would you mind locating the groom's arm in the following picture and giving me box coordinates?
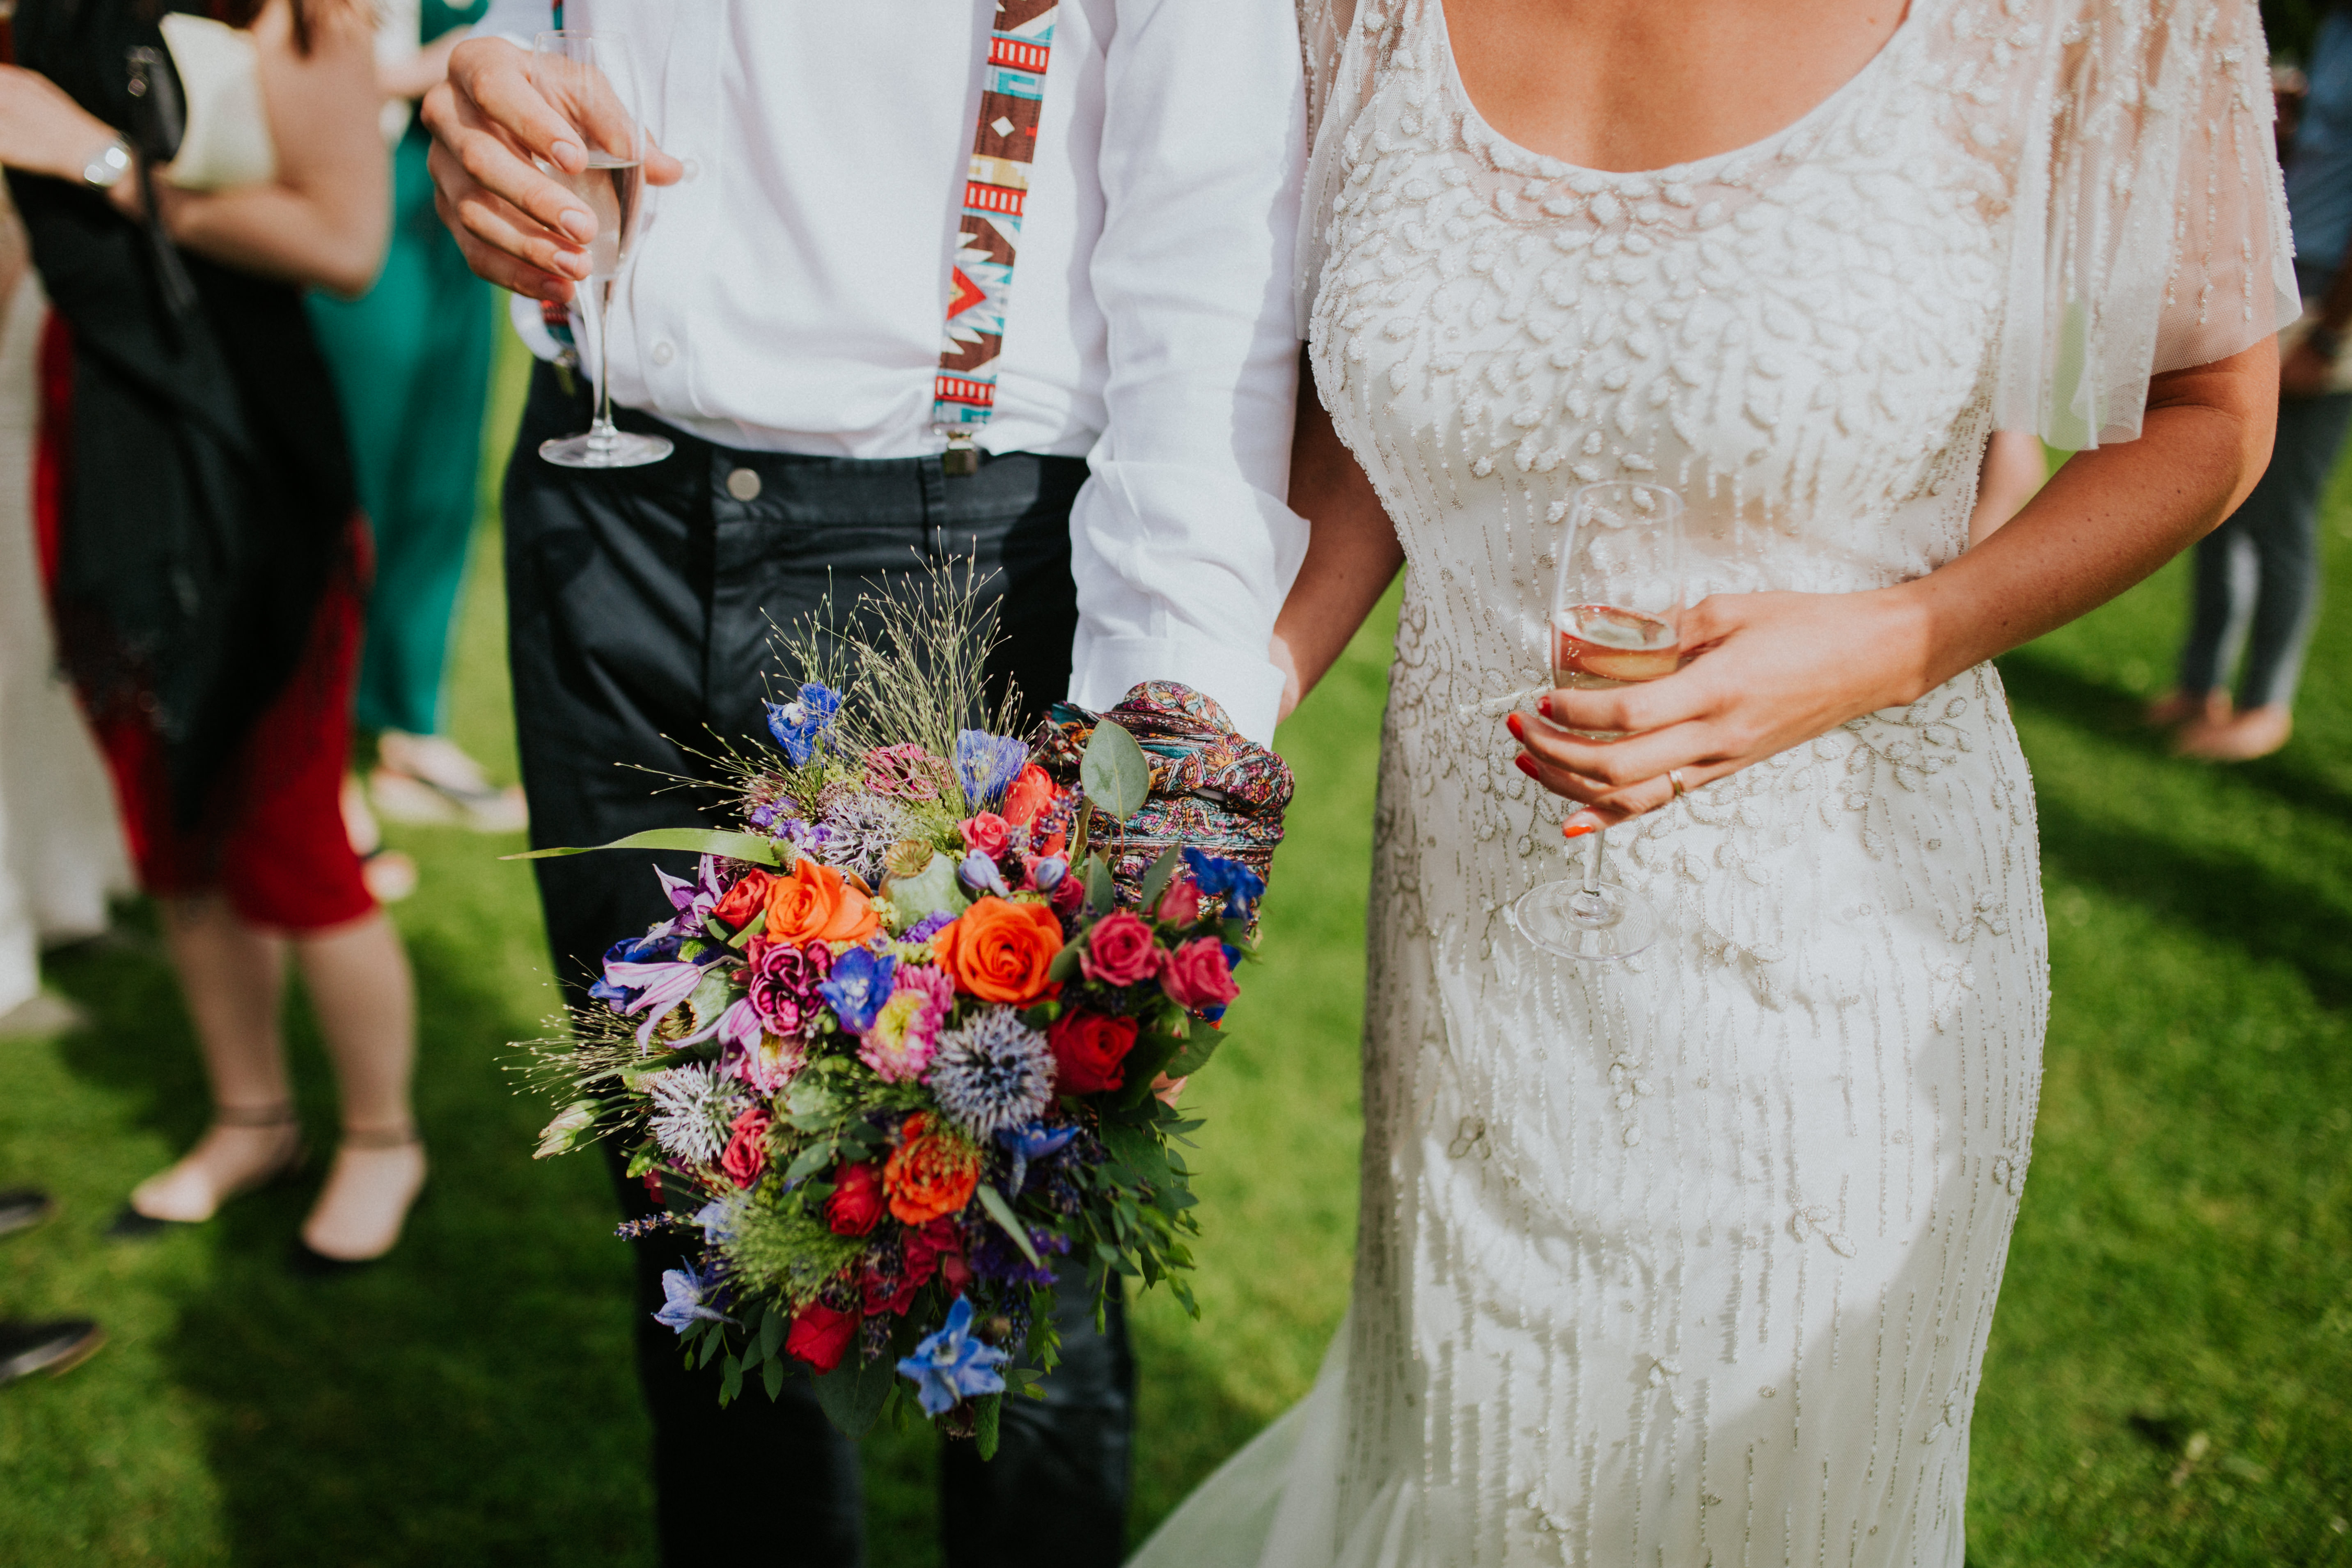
[1064,0,1311,746]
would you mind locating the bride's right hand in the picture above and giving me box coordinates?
[422,37,682,303]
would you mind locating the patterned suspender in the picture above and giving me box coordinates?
[933,0,1059,475]
[542,1,1057,475]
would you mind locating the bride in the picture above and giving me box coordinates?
[1138,0,2293,1563]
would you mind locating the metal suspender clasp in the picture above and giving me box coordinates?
[941,429,980,478]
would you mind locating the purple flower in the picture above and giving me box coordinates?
[903,911,955,944]
[766,682,843,767]
[747,940,834,1037]
[818,947,898,1035]
[968,1217,1069,1288]
[588,932,681,1006]
[896,1295,1007,1415]
[957,850,1011,898]
[655,855,731,935]
[597,947,725,1050]
[954,730,1029,814]
[1023,856,1068,892]
[997,1120,1079,1196]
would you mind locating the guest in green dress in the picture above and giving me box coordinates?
[308,0,523,848]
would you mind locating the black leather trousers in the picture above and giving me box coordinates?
[504,364,1135,1567]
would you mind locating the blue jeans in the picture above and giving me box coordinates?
[2176,370,2349,712]
[502,362,1130,1568]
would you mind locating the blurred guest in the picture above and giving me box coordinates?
[0,0,426,1264]
[309,0,522,843]
[0,1189,102,1389]
[0,182,129,1026]
[2151,4,2352,760]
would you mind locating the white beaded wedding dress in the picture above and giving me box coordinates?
[1133,2,2294,1564]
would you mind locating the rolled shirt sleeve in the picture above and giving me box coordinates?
[1066,0,1311,745]
[477,0,547,48]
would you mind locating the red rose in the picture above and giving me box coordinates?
[720,1107,770,1190]
[958,812,1012,857]
[712,868,773,931]
[1048,1010,1139,1094]
[1079,910,1160,987]
[827,1162,885,1236]
[786,1301,859,1374]
[1000,764,1057,827]
[903,1215,969,1297]
[1159,936,1240,1011]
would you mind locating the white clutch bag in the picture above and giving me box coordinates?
[156,13,278,191]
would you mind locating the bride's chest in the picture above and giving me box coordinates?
[1314,69,2014,519]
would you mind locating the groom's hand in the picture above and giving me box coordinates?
[422,37,682,303]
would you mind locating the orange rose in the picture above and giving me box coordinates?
[1000,763,1057,827]
[883,1113,980,1226]
[930,896,1063,1004]
[763,858,880,946]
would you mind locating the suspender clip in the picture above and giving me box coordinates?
[942,430,980,478]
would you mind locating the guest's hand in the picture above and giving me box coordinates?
[1508,587,1926,832]
[0,64,137,215]
[422,37,682,303]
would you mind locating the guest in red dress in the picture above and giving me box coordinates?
[0,0,425,1265]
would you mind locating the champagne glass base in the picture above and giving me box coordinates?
[540,429,674,469]
[1509,877,1659,962]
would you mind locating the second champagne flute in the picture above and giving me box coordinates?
[1510,481,1687,962]
[533,29,672,469]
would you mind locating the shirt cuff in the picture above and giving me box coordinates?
[1068,633,1287,747]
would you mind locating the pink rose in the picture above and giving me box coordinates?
[1155,873,1205,926]
[1159,936,1239,1011]
[720,1107,770,1189]
[1080,910,1160,987]
[958,813,1011,858]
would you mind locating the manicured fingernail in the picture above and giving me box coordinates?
[1513,754,1538,779]
[1506,712,1526,740]
[1538,693,1552,718]
[550,138,583,167]
[1563,817,1598,839]
[559,208,596,243]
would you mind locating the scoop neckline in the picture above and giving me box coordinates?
[1431,0,1923,186]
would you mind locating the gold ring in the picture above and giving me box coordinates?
[1668,768,1687,801]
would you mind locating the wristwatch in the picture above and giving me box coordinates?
[79,137,131,191]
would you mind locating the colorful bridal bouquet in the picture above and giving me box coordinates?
[516,581,1290,1454]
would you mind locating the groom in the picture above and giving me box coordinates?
[425,2,1305,1563]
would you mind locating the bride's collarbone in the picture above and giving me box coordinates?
[1438,0,1911,174]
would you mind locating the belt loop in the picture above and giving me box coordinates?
[918,452,949,562]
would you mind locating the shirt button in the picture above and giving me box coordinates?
[681,157,702,183]
[650,340,676,366]
[726,468,762,502]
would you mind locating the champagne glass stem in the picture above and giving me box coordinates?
[580,279,612,451]
[1582,824,1608,896]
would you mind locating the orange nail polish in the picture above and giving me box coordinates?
[1563,819,1598,839]
[1513,754,1538,779]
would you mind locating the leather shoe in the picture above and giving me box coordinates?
[0,1319,104,1386]
[0,1189,56,1240]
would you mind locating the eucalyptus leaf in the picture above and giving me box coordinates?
[812,1354,896,1440]
[1079,719,1151,822]
[503,828,786,865]
[1136,846,1182,911]
[1083,854,1116,916]
[974,1183,1044,1268]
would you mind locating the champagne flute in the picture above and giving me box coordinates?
[533,30,672,469]
[1509,481,1687,962]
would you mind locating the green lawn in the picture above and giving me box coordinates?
[1,339,2346,1564]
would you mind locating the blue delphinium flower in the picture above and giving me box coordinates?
[653,1261,736,1334]
[929,1006,1055,1137]
[818,946,898,1035]
[692,1197,745,1246]
[997,1120,1080,1196]
[957,849,1011,898]
[766,682,844,767]
[1181,849,1266,919]
[896,1295,1008,1416]
[954,729,1028,813]
[588,931,681,1006]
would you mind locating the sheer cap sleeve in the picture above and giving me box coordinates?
[1995,0,2298,448]
[1296,0,1368,335]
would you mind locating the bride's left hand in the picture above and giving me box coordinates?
[1507,587,1928,834]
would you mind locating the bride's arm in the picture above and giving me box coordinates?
[1270,361,1404,722]
[1513,339,2280,830]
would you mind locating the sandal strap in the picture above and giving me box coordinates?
[339,1125,421,1150]
[214,1103,299,1128]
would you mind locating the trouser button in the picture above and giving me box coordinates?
[725,467,762,502]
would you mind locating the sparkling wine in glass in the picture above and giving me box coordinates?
[533,30,671,470]
[1511,481,1687,962]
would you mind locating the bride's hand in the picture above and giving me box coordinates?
[1506,587,1928,834]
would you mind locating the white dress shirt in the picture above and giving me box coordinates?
[482,0,1309,741]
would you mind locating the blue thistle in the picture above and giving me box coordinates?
[928,1006,1054,1138]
